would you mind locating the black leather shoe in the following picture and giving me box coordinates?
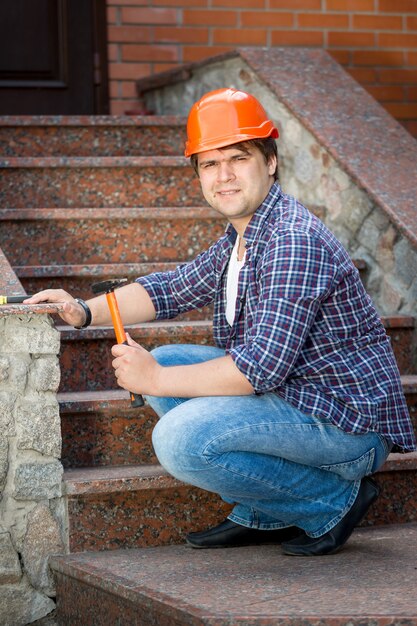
[281,476,380,556]
[186,519,301,549]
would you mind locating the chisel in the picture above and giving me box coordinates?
[0,295,32,305]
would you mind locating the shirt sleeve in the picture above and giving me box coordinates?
[228,229,337,393]
[136,238,226,319]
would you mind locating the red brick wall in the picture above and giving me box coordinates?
[106,0,417,138]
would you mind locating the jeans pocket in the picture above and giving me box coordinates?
[319,447,375,481]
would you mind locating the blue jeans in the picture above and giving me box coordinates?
[146,344,391,538]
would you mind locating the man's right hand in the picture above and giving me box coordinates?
[24,289,88,328]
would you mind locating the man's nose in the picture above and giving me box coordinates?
[217,161,235,181]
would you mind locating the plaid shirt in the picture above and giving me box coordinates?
[137,182,416,452]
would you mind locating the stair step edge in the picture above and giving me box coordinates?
[56,316,416,340]
[63,463,179,496]
[0,114,187,127]
[401,375,417,392]
[379,451,417,472]
[57,374,417,414]
[14,259,368,278]
[1,156,189,168]
[0,206,214,220]
[57,319,213,339]
[63,452,417,497]
[14,262,180,278]
[58,389,132,413]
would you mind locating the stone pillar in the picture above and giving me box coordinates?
[0,305,66,625]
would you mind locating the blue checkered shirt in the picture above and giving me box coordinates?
[137,182,415,452]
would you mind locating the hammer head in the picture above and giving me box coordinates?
[92,278,128,295]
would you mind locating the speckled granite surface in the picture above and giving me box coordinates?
[0,156,204,209]
[0,207,222,266]
[0,245,24,296]
[0,245,64,317]
[0,302,65,316]
[51,523,417,625]
[0,115,187,157]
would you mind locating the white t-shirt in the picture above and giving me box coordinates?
[226,235,246,326]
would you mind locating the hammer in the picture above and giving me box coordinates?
[92,278,144,408]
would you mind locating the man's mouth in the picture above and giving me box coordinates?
[216,189,240,196]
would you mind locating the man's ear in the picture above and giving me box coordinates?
[268,154,277,177]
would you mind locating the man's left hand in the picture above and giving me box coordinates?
[111,333,160,395]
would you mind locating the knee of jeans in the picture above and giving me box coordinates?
[149,345,176,367]
[152,411,207,478]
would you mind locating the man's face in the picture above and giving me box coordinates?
[196,144,276,232]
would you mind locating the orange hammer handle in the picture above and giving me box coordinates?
[105,291,144,408]
[106,292,126,344]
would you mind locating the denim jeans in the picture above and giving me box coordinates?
[146,344,391,538]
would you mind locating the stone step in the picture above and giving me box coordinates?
[62,453,417,553]
[13,263,211,320]
[13,259,368,300]
[56,315,416,393]
[382,315,415,374]
[0,115,187,157]
[63,463,231,553]
[57,320,215,392]
[58,389,158,468]
[0,207,222,265]
[58,376,417,469]
[50,522,417,625]
[0,156,203,208]
[402,375,417,426]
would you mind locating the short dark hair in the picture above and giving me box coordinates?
[190,137,279,181]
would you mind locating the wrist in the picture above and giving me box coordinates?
[74,298,92,329]
[153,362,165,396]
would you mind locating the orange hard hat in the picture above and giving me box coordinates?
[184,88,279,158]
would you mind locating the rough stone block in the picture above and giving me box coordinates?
[376,224,397,272]
[317,172,346,220]
[0,391,16,437]
[0,578,55,626]
[16,400,61,457]
[394,237,417,289]
[14,461,63,500]
[294,147,322,188]
[340,188,373,236]
[22,504,65,596]
[28,356,60,392]
[0,437,8,493]
[381,276,405,313]
[0,531,21,584]
[357,208,390,254]
[3,317,60,355]
[1,356,29,392]
[0,355,10,382]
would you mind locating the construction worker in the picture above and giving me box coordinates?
[26,88,416,556]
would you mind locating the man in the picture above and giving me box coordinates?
[27,88,416,556]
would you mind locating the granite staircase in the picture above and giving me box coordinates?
[1,116,417,624]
